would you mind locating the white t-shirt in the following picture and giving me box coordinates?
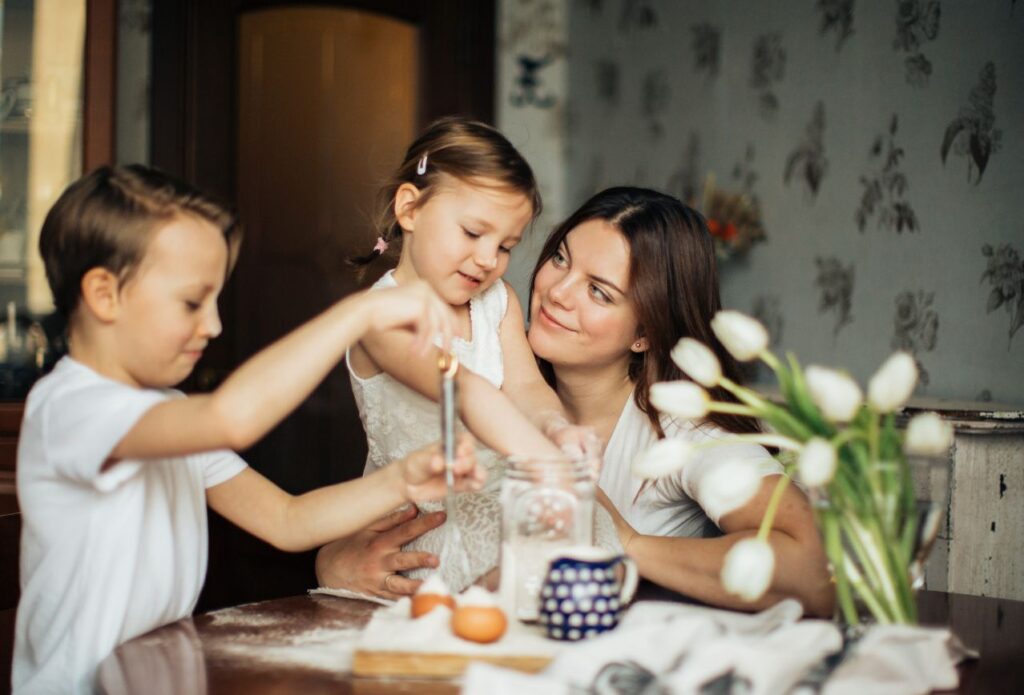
[599,393,782,539]
[13,357,246,694]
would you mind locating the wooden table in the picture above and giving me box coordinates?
[96,585,1024,694]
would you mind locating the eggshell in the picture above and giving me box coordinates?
[451,605,508,643]
[411,592,456,618]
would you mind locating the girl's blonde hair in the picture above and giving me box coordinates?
[351,116,541,268]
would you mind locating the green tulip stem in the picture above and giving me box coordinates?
[707,401,759,417]
[756,474,792,542]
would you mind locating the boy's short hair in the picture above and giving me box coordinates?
[39,164,242,318]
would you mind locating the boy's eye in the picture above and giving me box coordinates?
[184,301,201,312]
[463,228,480,239]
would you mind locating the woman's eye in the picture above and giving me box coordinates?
[463,228,480,239]
[551,251,567,267]
[589,284,611,303]
[499,246,513,254]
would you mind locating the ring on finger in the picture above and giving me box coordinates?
[383,573,399,593]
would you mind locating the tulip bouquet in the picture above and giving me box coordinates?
[634,311,953,625]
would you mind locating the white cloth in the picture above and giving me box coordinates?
[463,600,967,695]
[348,271,619,592]
[13,357,246,694]
[599,394,782,537]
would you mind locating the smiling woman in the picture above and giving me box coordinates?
[527,187,835,617]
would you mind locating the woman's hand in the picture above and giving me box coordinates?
[398,433,485,502]
[314,506,446,599]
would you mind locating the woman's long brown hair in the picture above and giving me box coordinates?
[529,186,760,437]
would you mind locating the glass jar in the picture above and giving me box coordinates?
[499,455,594,621]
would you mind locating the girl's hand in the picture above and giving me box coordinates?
[542,415,604,479]
[365,280,456,355]
[398,434,485,502]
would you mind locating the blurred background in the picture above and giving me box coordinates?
[0,0,1020,608]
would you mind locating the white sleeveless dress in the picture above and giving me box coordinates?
[349,270,620,591]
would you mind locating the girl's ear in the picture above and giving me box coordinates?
[394,183,421,233]
[80,267,122,323]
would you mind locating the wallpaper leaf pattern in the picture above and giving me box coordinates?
[594,59,620,107]
[892,290,939,386]
[817,0,855,51]
[893,0,941,86]
[941,62,1001,185]
[691,23,721,78]
[666,132,702,204]
[619,0,658,34]
[750,33,786,118]
[815,257,855,336]
[981,244,1024,346]
[856,114,918,233]
[641,69,670,138]
[784,102,828,198]
[752,294,784,347]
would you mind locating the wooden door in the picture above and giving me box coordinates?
[150,0,495,608]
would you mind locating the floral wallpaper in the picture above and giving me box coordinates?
[560,0,1024,404]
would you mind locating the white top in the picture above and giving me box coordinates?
[599,393,781,538]
[13,357,246,694]
[347,270,509,590]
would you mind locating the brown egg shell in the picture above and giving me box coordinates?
[451,605,508,644]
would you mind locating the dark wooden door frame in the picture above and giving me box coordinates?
[84,0,118,170]
[151,0,496,201]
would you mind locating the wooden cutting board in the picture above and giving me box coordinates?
[351,648,552,678]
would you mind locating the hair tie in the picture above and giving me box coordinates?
[416,154,429,176]
[373,236,389,254]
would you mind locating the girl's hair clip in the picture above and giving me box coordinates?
[416,153,429,176]
[373,236,389,254]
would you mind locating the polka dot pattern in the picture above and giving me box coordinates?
[538,556,628,641]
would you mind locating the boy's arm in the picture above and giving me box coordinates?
[358,305,562,459]
[498,287,601,458]
[207,436,482,552]
[111,282,453,462]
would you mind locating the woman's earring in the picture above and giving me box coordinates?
[632,341,645,352]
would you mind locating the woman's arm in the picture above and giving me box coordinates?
[357,300,562,459]
[611,477,835,617]
[208,436,483,553]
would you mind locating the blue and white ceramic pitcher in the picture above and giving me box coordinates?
[538,545,638,641]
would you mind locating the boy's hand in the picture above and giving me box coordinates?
[365,280,456,354]
[399,434,485,502]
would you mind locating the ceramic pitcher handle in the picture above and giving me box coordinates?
[618,556,638,604]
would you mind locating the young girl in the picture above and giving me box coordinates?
[346,117,618,592]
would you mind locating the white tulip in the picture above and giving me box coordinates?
[711,310,770,362]
[805,366,863,422]
[721,538,775,601]
[868,352,919,413]
[798,438,838,487]
[670,338,722,387]
[632,438,693,479]
[650,381,710,420]
[904,412,954,456]
[701,459,763,518]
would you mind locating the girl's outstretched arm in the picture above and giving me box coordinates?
[496,284,602,458]
[357,302,563,459]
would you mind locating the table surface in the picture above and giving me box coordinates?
[97,584,1024,694]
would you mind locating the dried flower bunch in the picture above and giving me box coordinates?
[698,177,766,261]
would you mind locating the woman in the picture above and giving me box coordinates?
[527,187,833,616]
[318,187,833,616]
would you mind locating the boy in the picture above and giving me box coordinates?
[13,165,479,693]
